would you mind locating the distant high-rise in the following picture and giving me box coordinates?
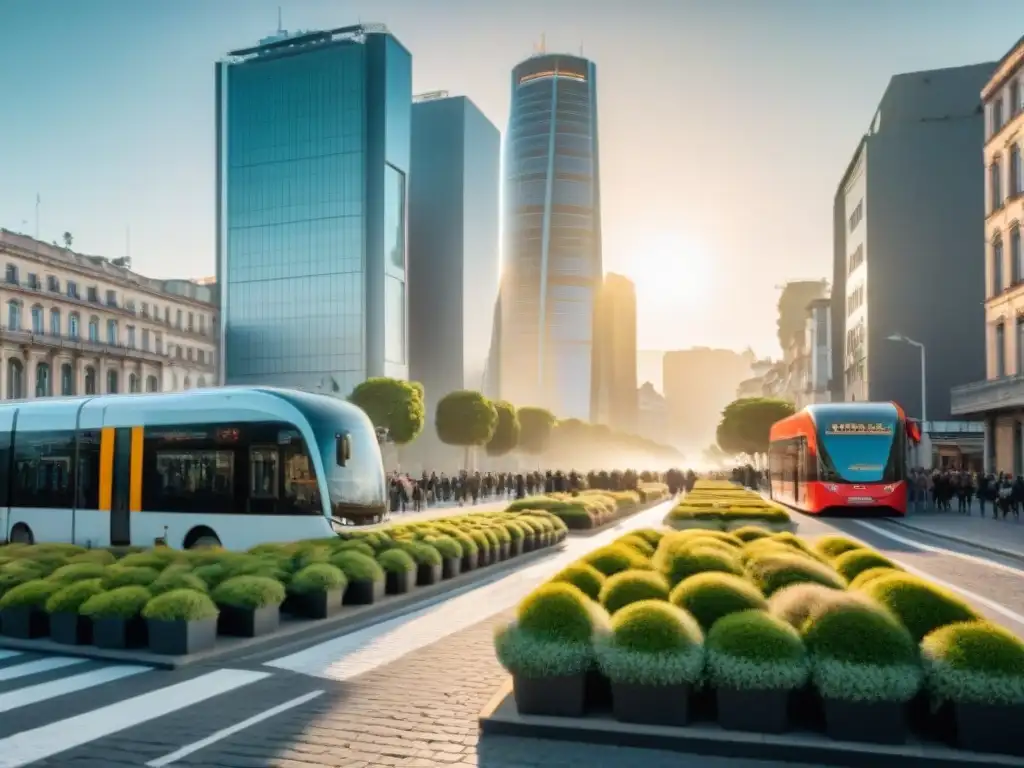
[217,24,412,393]
[664,348,756,449]
[499,52,603,420]
[593,273,638,432]
[408,93,500,423]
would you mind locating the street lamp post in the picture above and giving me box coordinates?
[887,334,929,469]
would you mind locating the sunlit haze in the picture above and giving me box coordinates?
[1,0,1016,358]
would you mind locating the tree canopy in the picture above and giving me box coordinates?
[435,390,498,448]
[347,377,425,445]
[485,400,520,457]
[716,397,795,456]
[517,406,557,455]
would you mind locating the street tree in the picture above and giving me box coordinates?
[348,377,426,446]
[485,400,520,457]
[435,390,498,468]
[517,406,556,457]
[716,397,794,458]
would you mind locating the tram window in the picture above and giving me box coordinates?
[12,430,75,508]
[249,447,279,499]
[76,430,101,509]
[0,429,11,505]
[283,440,319,512]
[150,450,235,513]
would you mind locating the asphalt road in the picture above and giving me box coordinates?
[0,501,1021,767]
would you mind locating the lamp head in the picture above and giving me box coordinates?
[887,334,904,342]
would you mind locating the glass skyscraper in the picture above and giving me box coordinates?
[216,24,411,394]
[499,53,603,421]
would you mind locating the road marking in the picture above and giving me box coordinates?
[0,656,85,682]
[0,651,22,663]
[852,521,1024,578]
[845,524,1024,628]
[0,664,151,714]
[146,689,324,767]
[0,668,271,768]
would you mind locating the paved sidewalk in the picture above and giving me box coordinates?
[368,497,515,528]
[891,509,1024,560]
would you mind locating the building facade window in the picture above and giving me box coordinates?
[60,363,73,396]
[30,305,43,334]
[146,375,158,392]
[84,366,96,395]
[1013,81,1021,117]
[7,301,21,331]
[126,325,136,349]
[106,319,118,345]
[107,369,118,394]
[129,373,139,393]
[49,308,60,336]
[1013,146,1022,198]
[5,264,18,284]
[35,362,50,398]
[992,159,1004,210]
[994,97,1005,134]
[994,236,1005,295]
[88,317,99,342]
[69,312,79,339]
[997,322,1007,378]
[7,359,23,399]
[142,329,150,351]
[1014,226,1023,285]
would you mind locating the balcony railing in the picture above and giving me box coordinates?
[0,326,166,365]
[950,375,1024,415]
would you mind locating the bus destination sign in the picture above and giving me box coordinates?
[826,422,893,436]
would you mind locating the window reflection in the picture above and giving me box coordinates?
[384,164,406,273]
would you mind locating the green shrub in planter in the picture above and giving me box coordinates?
[550,563,605,601]
[769,533,822,559]
[664,529,744,549]
[706,610,809,690]
[632,528,664,547]
[377,549,416,573]
[802,601,921,703]
[849,566,901,590]
[922,621,1024,705]
[142,588,220,654]
[47,563,108,585]
[149,570,209,596]
[615,534,655,558]
[13,554,66,577]
[143,589,219,622]
[117,552,177,570]
[67,550,117,566]
[599,569,670,615]
[861,573,978,642]
[45,578,105,614]
[657,546,743,587]
[212,576,286,609]
[833,549,897,582]
[334,541,375,559]
[768,582,870,630]
[80,585,153,619]
[396,541,443,567]
[739,539,805,566]
[746,553,846,597]
[813,535,863,561]
[219,555,288,583]
[425,536,463,560]
[329,551,385,581]
[288,563,346,594]
[670,572,767,631]
[191,563,229,588]
[0,579,61,610]
[101,565,161,590]
[583,544,651,577]
[732,526,771,542]
[0,561,46,599]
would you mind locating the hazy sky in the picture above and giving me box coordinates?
[0,0,1017,357]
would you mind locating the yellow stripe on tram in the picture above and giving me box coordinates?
[98,427,115,512]
[129,426,144,513]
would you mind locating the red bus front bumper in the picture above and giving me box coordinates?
[811,481,907,515]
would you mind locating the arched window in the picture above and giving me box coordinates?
[1013,225,1023,286]
[84,366,97,395]
[69,312,80,339]
[1012,145,1023,197]
[7,300,21,331]
[107,369,119,394]
[146,375,158,392]
[129,373,139,393]
[49,308,61,336]
[7,358,23,399]
[30,305,43,334]
[60,363,73,396]
[183,375,191,390]
[992,157,1004,210]
[35,362,51,397]
[88,316,99,342]
[197,375,207,388]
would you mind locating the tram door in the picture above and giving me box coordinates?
[107,427,133,546]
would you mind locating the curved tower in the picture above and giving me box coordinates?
[499,53,603,420]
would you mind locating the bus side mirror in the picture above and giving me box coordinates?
[336,433,351,467]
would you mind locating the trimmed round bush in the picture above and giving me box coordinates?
[117,552,176,571]
[658,546,743,587]
[333,541,375,559]
[861,573,978,642]
[615,534,655,558]
[45,578,105,614]
[632,528,664,547]
[0,579,61,610]
[101,565,161,590]
[706,610,810,691]
[769,582,869,630]
[79,585,152,619]
[288,564,346,595]
[425,536,463,560]
[376,549,416,574]
[396,541,443,567]
[149,569,209,596]
[494,582,608,678]
[583,544,650,576]
[732,526,772,542]
[848,566,900,590]
[211,576,286,609]
[770,533,821,559]
[191,563,229,588]
[599,569,670,615]
[67,550,118,566]
[833,549,897,582]
[550,563,605,601]
[47,563,108,585]
[922,621,1024,704]
[746,553,846,597]
[142,589,220,622]
[594,600,704,685]
[802,601,921,702]
[814,535,863,561]
[329,551,385,583]
[740,538,814,566]
[670,572,768,631]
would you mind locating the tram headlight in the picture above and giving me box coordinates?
[883,484,896,493]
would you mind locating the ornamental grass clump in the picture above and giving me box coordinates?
[802,601,921,703]
[746,553,846,597]
[424,536,463,560]
[397,541,443,567]
[288,564,346,595]
[67,550,117,566]
[862,573,979,642]
[833,549,897,582]
[594,600,704,686]
[813,535,863,561]
[376,549,416,574]
[494,582,609,679]
[732,526,772,543]
[148,570,209,596]
[615,534,655,558]
[329,551,385,583]
[848,566,900,590]
[101,565,161,590]
[582,544,651,577]
[142,589,220,622]
[79,586,153,619]
[550,563,606,601]
[599,570,670,615]
[921,621,1024,705]
[768,582,870,630]
[47,563,108,585]
[670,572,768,632]
[44,578,104,614]
[0,579,61,610]
[656,545,743,588]
[706,610,810,691]
[212,576,286,609]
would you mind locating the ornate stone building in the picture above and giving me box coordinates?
[0,230,217,399]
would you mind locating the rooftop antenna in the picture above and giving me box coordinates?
[276,6,283,34]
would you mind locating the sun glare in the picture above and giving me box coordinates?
[628,232,713,309]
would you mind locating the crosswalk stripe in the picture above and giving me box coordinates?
[0,656,86,682]
[0,651,23,663]
[0,668,272,768]
[0,663,152,714]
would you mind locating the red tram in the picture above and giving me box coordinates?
[768,402,917,517]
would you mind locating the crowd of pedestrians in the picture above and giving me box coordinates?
[908,468,1022,520]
